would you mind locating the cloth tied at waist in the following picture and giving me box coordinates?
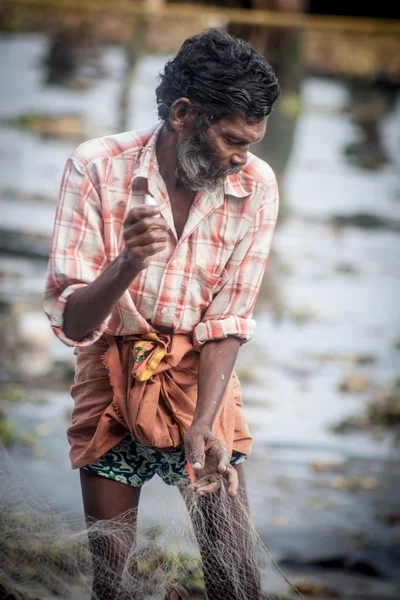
[106,332,200,449]
[68,333,252,469]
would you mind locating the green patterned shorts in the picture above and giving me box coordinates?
[83,433,247,487]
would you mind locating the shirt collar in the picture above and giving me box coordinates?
[223,169,254,199]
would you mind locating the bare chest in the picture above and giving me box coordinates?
[168,189,195,239]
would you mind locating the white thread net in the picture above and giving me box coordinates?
[0,444,302,600]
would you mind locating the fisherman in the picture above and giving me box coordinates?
[44,27,279,599]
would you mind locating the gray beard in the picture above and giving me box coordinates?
[175,131,241,193]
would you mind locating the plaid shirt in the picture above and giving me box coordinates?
[44,124,278,348]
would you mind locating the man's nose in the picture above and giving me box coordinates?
[231,150,248,167]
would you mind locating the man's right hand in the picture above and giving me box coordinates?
[64,205,169,342]
[123,204,169,271]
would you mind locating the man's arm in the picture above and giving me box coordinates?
[195,336,241,428]
[44,157,169,345]
[64,205,168,342]
[184,176,279,496]
[183,336,241,497]
[63,250,140,342]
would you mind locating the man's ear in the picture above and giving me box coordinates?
[168,98,196,138]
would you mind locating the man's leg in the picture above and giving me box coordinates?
[80,469,142,600]
[181,463,261,600]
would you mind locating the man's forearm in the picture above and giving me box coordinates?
[192,336,241,428]
[63,250,140,342]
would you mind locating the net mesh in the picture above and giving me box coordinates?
[0,444,304,600]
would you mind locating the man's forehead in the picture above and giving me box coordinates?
[216,116,267,143]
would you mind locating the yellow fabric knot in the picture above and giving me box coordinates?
[131,332,168,382]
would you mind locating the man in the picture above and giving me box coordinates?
[44,28,279,599]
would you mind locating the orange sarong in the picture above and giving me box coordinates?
[68,333,252,470]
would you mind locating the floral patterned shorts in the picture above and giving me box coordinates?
[83,433,247,487]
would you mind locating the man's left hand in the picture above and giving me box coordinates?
[183,423,238,497]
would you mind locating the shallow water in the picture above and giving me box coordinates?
[1,33,400,598]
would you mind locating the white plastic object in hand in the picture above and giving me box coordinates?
[144,194,160,217]
[193,461,202,471]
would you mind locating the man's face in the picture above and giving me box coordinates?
[176,114,267,193]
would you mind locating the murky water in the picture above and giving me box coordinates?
[1,33,400,598]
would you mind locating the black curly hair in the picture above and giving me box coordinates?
[156,28,280,129]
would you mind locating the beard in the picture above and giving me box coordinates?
[175,126,241,193]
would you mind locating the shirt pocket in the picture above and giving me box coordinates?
[179,264,229,329]
[185,264,228,322]
[192,263,228,303]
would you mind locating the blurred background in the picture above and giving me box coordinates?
[0,1,400,598]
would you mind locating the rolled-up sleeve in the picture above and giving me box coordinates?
[193,177,279,348]
[43,156,111,347]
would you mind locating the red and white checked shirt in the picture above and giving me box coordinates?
[44,124,279,348]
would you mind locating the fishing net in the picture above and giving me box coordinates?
[0,444,305,600]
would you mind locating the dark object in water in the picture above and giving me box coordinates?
[164,583,190,599]
[330,213,400,232]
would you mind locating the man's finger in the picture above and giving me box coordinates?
[184,434,206,470]
[127,216,169,236]
[138,242,168,258]
[224,465,239,498]
[218,455,229,474]
[124,220,169,241]
[190,474,220,494]
[195,480,220,496]
[190,474,218,489]
[124,205,161,224]
[125,231,169,250]
[209,440,229,474]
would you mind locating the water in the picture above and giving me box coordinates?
[1,32,400,597]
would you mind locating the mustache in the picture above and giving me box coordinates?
[175,131,242,193]
[203,151,241,176]
[215,163,241,176]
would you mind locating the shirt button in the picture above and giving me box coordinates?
[171,260,177,267]
[161,307,169,315]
